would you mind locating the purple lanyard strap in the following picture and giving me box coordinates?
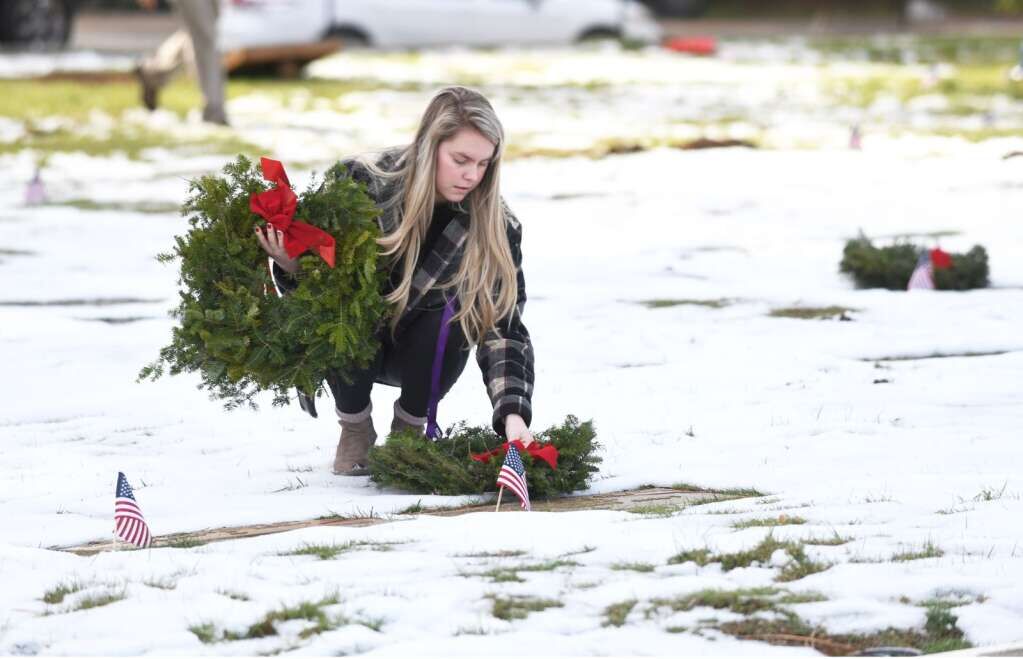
[425,296,457,440]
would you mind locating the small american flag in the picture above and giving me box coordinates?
[907,251,935,290]
[115,472,152,548]
[497,445,531,511]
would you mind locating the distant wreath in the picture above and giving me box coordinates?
[840,233,989,290]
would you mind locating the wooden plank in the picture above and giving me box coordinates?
[55,487,743,556]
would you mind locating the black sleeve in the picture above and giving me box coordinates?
[271,259,298,296]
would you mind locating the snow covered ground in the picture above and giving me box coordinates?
[2,42,1023,655]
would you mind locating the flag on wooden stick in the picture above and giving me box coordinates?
[114,472,152,548]
[496,444,531,511]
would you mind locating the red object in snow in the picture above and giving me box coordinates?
[664,36,717,56]
[930,248,953,270]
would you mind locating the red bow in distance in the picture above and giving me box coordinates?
[250,157,336,268]
[930,248,953,270]
[471,440,559,470]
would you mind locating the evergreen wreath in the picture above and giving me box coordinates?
[139,156,388,409]
[368,416,602,497]
[840,233,989,290]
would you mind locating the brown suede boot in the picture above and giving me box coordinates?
[333,404,377,476]
[390,399,427,438]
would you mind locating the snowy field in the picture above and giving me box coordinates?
[2,41,1023,655]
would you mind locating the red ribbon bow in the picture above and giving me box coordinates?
[471,440,559,471]
[930,248,952,270]
[250,157,336,268]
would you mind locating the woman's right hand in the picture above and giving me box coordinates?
[255,225,299,274]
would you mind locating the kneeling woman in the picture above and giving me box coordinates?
[256,86,536,475]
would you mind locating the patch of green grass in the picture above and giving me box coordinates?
[281,540,402,560]
[926,126,1023,143]
[398,500,424,514]
[892,541,944,562]
[562,545,597,556]
[973,483,1009,502]
[777,553,831,583]
[672,482,766,498]
[626,503,688,517]
[505,135,757,161]
[720,612,972,656]
[489,595,563,621]
[802,533,853,546]
[3,125,264,160]
[50,199,181,214]
[224,594,342,641]
[189,622,218,644]
[72,588,127,611]
[778,591,829,604]
[472,559,579,583]
[143,576,177,590]
[721,536,796,571]
[768,306,857,320]
[474,569,524,583]
[0,78,199,121]
[812,35,1021,66]
[42,581,85,605]
[732,516,807,529]
[610,562,655,573]
[603,599,637,627]
[667,548,714,567]
[166,537,206,549]
[0,76,409,123]
[216,589,250,601]
[668,536,831,583]
[651,587,786,616]
[641,581,969,654]
[640,298,732,309]
[454,549,528,559]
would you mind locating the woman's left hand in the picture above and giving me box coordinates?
[504,413,533,447]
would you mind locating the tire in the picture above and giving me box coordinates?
[577,27,622,43]
[326,27,371,50]
[643,0,710,18]
[0,0,76,48]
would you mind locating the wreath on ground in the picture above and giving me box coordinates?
[139,156,388,409]
[369,416,602,498]
[840,233,989,290]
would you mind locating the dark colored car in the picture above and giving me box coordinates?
[0,0,80,48]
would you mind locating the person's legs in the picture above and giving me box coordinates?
[326,338,388,476]
[326,354,383,417]
[388,305,470,435]
[177,0,228,124]
[137,27,191,110]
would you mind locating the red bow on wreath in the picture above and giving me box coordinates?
[930,247,952,270]
[250,157,336,268]
[471,440,559,470]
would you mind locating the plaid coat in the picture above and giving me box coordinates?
[281,149,534,436]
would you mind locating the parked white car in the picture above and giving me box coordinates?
[219,0,662,51]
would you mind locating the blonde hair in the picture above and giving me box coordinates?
[361,86,518,346]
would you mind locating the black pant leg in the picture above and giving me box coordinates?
[327,334,389,415]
